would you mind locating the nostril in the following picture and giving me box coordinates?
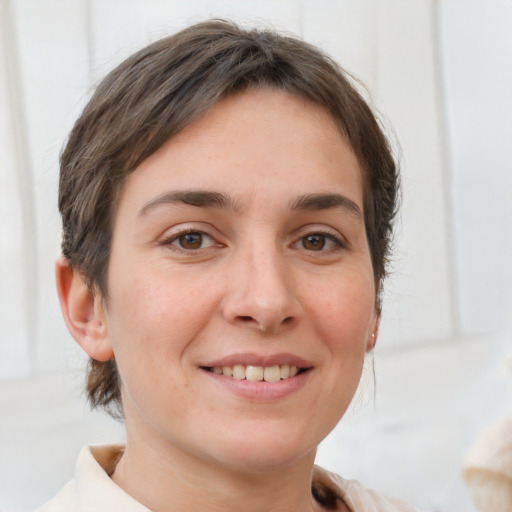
[238,315,293,325]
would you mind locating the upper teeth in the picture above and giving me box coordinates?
[211,364,299,382]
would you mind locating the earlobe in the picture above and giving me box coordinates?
[366,310,380,352]
[55,255,114,362]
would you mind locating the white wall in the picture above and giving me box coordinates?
[1,1,511,511]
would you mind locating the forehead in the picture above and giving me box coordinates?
[115,88,363,219]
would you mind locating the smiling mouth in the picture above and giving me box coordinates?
[202,364,307,382]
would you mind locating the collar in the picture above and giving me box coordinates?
[76,445,351,511]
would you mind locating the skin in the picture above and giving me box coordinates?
[57,89,378,512]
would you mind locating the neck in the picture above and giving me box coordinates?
[111,431,320,512]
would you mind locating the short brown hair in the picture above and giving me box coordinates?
[59,19,399,418]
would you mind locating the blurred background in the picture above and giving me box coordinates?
[1,1,511,511]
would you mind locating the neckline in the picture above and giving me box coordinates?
[90,445,352,511]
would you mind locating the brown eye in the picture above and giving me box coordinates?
[164,230,218,253]
[178,232,204,250]
[302,234,326,251]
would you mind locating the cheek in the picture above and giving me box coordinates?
[111,262,206,324]
[105,264,224,375]
[307,270,376,341]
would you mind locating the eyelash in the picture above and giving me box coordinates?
[160,227,345,256]
[160,229,218,252]
[294,231,345,253]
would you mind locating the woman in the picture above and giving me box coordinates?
[40,19,419,512]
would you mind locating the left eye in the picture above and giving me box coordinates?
[169,231,215,250]
[300,233,341,251]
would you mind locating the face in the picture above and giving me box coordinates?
[103,89,378,472]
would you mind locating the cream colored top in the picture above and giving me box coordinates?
[463,417,512,512]
[37,445,420,512]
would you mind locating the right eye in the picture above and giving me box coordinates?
[301,233,328,251]
[163,230,216,251]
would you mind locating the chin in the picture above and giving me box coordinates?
[204,426,318,473]
[217,447,314,475]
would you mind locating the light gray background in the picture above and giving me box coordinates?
[1,1,511,511]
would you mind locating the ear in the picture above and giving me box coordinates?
[365,308,380,353]
[55,255,114,361]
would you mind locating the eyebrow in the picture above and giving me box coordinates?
[289,193,363,221]
[138,190,243,217]
[138,189,363,221]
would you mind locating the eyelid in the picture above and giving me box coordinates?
[158,224,224,252]
[290,226,347,253]
[169,231,214,248]
[295,225,346,244]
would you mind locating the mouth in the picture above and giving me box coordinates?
[201,364,308,382]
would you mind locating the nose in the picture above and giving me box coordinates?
[221,243,303,334]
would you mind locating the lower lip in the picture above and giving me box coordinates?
[204,369,311,401]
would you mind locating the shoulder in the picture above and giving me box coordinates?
[463,417,512,511]
[35,445,148,512]
[312,465,421,512]
[36,480,79,512]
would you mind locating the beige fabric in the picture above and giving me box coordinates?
[37,445,420,512]
[313,466,420,512]
[37,446,149,512]
[463,417,512,512]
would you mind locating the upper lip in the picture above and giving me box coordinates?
[202,352,313,369]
